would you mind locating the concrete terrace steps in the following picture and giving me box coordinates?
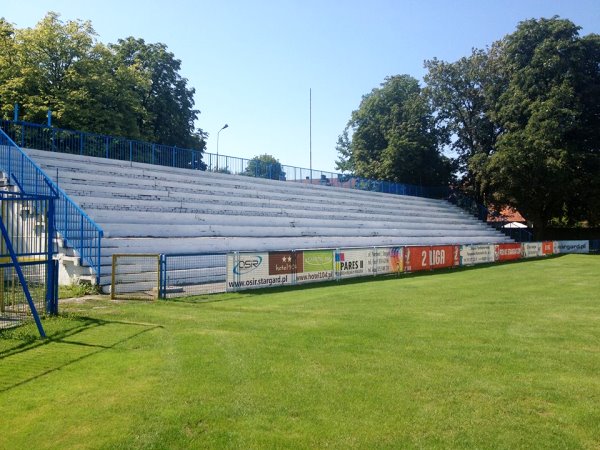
[54,178,459,217]
[23,148,513,291]
[29,149,451,209]
[97,223,503,239]
[84,209,485,228]
[66,191,466,222]
[61,180,464,216]
[100,234,509,254]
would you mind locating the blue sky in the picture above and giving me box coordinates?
[3,1,599,172]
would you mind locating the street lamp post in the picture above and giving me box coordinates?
[216,124,229,171]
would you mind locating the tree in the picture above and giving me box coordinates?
[424,49,502,201]
[337,75,452,186]
[110,37,206,151]
[0,18,19,118]
[484,17,600,231]
[243,154,285,180]
[334,128,353,173]
[0,13,206,158]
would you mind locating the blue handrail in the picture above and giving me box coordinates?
[0,119,448,199]
[0,128,104,283]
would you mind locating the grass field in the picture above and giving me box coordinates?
[1,254,599,449]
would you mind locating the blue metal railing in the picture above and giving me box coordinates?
[0,119,448,199]
[0,128,103,282]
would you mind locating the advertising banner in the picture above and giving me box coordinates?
[542,241,554,255]
[296,250,335,284]
[460,244,495,265]
[404,245,460,272]
[226,252,292,291]
[522,242,543,258]
[429,245,460,269]
[403,246,430,272]
[268,250,303,275]
[494,243,522,261]
[336,248,370,279]
[372,247,404,275]
[553,240,589,254]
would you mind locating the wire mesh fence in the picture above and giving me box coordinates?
[0,263,47,329]
[161,253,227,298]
[111,254,160,300]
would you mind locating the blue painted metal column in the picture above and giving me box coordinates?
[45,197,58,315]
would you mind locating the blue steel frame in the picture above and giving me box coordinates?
[0,119,448,200]
[0,128,103,283]
[0,191,59,337]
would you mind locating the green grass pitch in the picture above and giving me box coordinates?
[1,254,599,449]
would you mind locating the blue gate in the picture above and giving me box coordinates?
[0,191,58,336]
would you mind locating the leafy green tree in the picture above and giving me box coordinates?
[485,17,600,231]
[243,154,285,180]
[337,75,452,186]
[334,128,353,173]
[424,49,501,200]
[111,37,206,151]
[0,18,19,118]
[0,13,143,136]
[0,12,206,158]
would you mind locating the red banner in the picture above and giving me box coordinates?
[494,243,522,261]
[404,245,459,272]
[429,245,460,269]
[542,241,554,255]
[404,246,430,272]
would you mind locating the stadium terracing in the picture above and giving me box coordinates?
[1,120,512,293]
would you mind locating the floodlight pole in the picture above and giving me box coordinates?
[309,88,312,183]
[216,124,229,171]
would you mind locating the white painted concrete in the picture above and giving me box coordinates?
[24,148,512,291]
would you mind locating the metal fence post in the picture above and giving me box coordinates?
[80,214,84,265]
[159,254,166,299]
[45,197,57,315]
[97,231,103,286]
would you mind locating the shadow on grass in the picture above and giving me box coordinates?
[0,316,163,393]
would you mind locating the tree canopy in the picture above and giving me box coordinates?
[244,154,285,180]
[0,13,205,153]
[340,17,599,231]
[484,18,600,230]
[336,75,453,187]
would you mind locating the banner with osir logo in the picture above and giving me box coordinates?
[227,252,292,291]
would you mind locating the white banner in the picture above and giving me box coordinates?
[522,242,543,258]
[460,244,495,265]
[226,252,292,291]
[336,248,371,279]
[553,240,589,254]
[371,247,404,275]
